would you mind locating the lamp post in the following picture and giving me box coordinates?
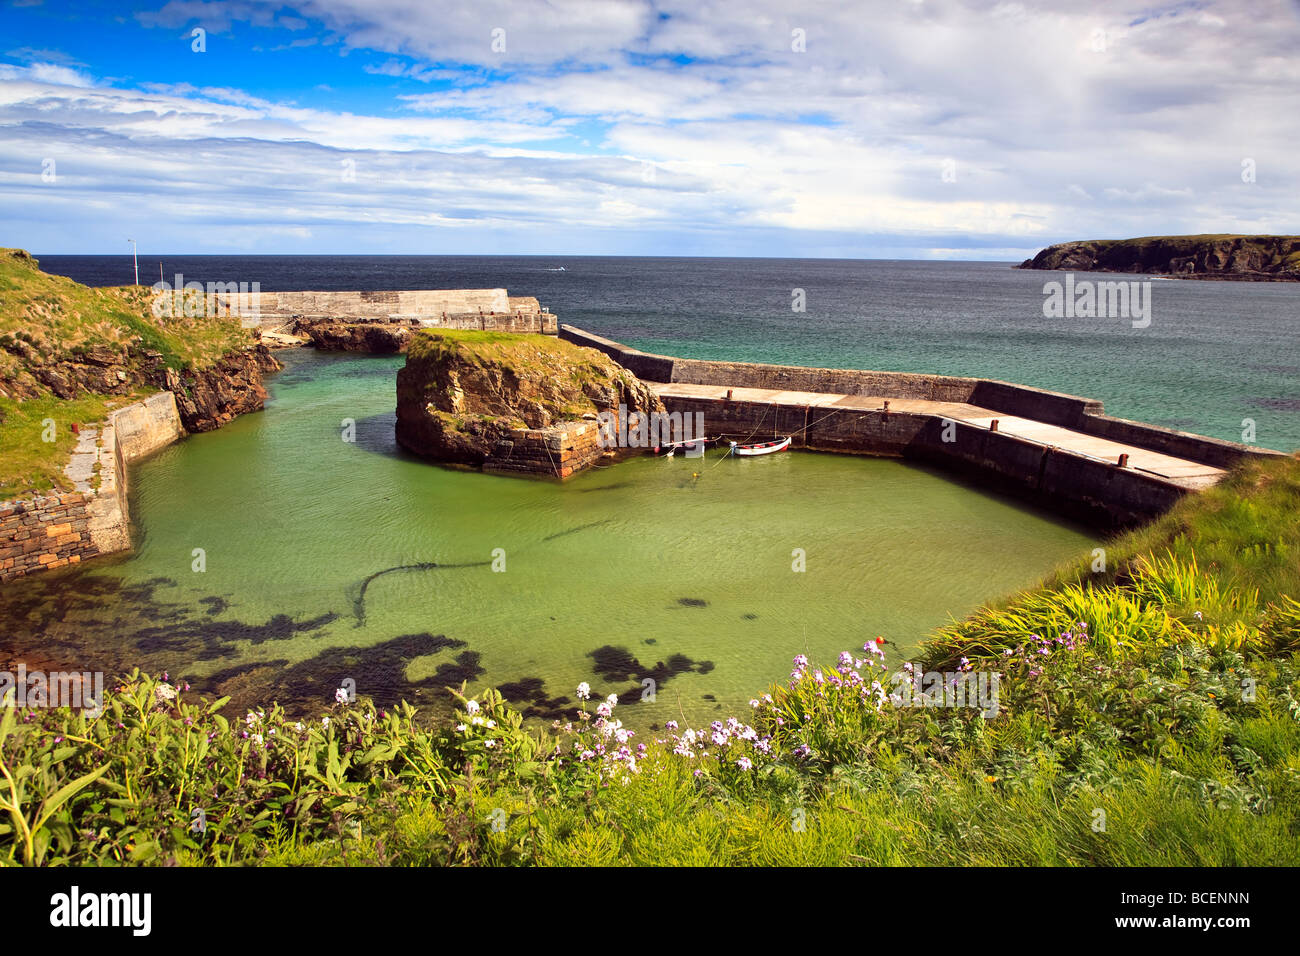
[127,238,138,285]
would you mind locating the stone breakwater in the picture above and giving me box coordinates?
[560,325,1285,527]
[0,392,183,582]
[225,289,558,352]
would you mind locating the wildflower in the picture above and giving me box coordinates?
[465,699,480,715]
[606,693,618,707]
[335,687,350,705]
[736,757,753,771]
[245,711,261,727]
[321,716,330,728]
[456,723,467,732]
[576,682,591,700]
[749,699,760,708]
[155,684,177,704]
[485,739,496,748]
[596,702,613,718]
[294,722,304,732]
[665,719,679,731]
[251,733,264,746]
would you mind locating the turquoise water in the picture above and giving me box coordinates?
[0,349,1096,726]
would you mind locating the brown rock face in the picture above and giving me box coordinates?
[1017,235,1300,281]
[395,331,664,476]
[304,322,414,353]
[167,345,282,432]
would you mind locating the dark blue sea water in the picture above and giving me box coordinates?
[38,255,1300,451]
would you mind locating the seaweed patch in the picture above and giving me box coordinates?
[586,644,715,707]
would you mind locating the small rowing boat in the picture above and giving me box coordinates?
[729,436,791,456]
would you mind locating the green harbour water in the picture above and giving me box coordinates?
[1,349,1097,727]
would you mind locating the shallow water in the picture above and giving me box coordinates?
[0,349,1096,726]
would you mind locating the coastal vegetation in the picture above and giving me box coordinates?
[0,249,269,499]
[4,453,1298,866]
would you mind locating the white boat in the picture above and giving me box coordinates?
[729,436,791,456]
[656,437,712,457]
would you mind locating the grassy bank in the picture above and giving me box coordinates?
[0,249,257,499]
[3,454,1299,866]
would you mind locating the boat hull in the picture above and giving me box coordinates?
[732,436,792,456]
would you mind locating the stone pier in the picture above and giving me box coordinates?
[560,325,1284,527]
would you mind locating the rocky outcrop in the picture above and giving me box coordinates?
[1017,235,1300,281]
[304,322,414,353]
[167,345,281,433]
[396,330,664,477]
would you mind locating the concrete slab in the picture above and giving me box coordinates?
[652,381,1228,490]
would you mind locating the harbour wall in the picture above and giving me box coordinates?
[560,325,1281,527]
[0,393,184,582]
[233,289,557,335]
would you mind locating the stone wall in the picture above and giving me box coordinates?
[236,289,558,336]
[658,393,1186,527]
[0,493,96,578]
[482,419,610,479]
[560,324,1281,469]
[110,391,184,459]
[0,392,184,583]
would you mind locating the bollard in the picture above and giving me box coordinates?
[1118,453,1129,468]
[726,389,733,401]
[882,400,890,414]
[990,419,999,432]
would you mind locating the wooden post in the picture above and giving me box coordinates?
[1118,453,1129,468]
[990,419,999,432]
[726,389,733,401]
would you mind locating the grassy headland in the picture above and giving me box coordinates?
[4,453,1298,866]
[1018,234,1300,279]
[0,249,260,499]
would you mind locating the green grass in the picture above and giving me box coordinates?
[0,394,135,500]
[0,248,257,498]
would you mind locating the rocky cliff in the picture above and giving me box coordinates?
[395,330,664,477]
[304,321,413,353]
[1017,235,1300,281]
[166,345,281,432]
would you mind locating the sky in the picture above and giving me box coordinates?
[1,0,1298,257]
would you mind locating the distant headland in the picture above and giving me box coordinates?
[1017,234,1300,281]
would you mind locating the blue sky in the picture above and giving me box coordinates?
[2,0,1298,256]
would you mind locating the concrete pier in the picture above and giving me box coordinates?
[561,325,1283,527]
[226,289,557,335]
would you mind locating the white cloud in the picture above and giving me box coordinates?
[4,0,1300,253]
